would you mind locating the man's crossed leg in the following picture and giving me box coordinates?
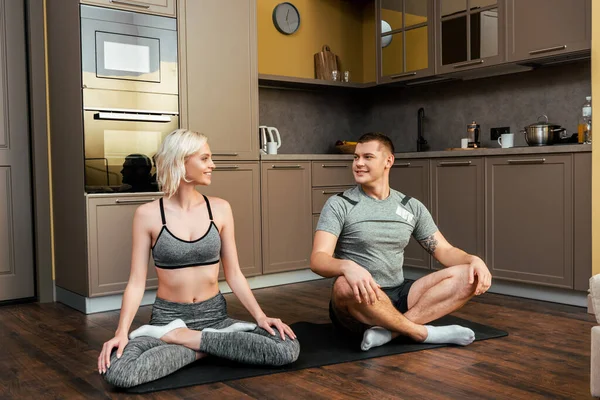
[330,264,478,350]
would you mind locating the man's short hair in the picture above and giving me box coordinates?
[357,132,395,154]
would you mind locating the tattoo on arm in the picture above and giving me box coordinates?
[419,235,438,255]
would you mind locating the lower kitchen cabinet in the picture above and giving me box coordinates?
[261,162,312,273]
[431,158,485,269]
[389,159,431,270]
[197,162,262,279]
[486,154,573,288]
[574,152,592,291]
[87,194,160,296]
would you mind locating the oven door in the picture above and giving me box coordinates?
[84,109,179,193]
[80,4,178,95]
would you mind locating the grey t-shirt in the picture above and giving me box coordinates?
[316,185,438,288]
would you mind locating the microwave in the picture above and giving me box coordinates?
[80,4,178,95]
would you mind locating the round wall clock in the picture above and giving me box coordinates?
[273,2,300,35]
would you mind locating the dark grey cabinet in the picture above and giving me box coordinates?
[377,0,435,83]
[436,0,506,74]
[573,153,591,291]
[389,159,431,269]
[506,0,591,62]
[486,154,573,288]
[431,158,484,270]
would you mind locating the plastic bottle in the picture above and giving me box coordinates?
[578,96,592,143]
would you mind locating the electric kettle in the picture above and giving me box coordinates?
[259,126,282,154]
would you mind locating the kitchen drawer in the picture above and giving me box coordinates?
[312,186,354,214]
[312,161,354,187]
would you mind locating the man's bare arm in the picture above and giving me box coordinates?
[417,231,476,267]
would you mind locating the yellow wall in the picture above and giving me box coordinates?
[258,0,373,82]
[593,2,600,276]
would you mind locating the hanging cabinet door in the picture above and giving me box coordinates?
[436,0,506,74]
[378,0,435,84]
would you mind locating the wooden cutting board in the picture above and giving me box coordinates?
[314,45,339,80]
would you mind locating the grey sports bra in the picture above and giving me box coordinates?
[151,196,221,269]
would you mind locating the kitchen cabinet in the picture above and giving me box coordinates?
[80,0,176,17]
[87,194,160,296]
[311,161,355,187]
[377,0,435,83]
[178,0,259,161]
[573,153,591,291]
[506,0,591,62]
[389,159,431,270]
[486,154,573,288]
[261,162,312,274]
[197,162,262,279]
[431,158,484,270]
[436,0,506,74]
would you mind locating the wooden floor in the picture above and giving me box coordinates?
[0,278,595,399]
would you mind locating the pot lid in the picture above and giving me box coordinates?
[525,114,561,128]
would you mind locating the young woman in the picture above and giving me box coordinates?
[98,129,299,388]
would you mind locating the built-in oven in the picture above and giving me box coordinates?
[83,90,179,193]
[80,4,178,95]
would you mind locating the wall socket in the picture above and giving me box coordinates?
[491,127,510,141]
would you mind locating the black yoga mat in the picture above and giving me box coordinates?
[125,314,507,394]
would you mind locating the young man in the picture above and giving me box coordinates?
[310,133,492,351]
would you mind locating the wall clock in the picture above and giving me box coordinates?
[273,2,300,35]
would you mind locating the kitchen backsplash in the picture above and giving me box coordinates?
[259,60,591,153]
[259,87,364,154]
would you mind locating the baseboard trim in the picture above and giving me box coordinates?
[404,268,588,308]
[56,268,588,314]
[56,269,323,314]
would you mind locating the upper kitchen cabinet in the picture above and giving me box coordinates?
[378,0,435,83]
[80,0,176,17]
[436,0,506,74]
[506,0,591,63]
[178,0,259,161]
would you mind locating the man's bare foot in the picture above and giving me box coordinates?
[195,351,208,361]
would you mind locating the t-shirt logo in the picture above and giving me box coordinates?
[396,205,414,223]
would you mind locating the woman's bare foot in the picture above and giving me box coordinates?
[160,327,203,351]
[195,351,208,361]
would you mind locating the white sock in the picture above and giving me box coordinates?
[361,326,392,351]
[423,325,475,346]
[203,322,257,333]
[129,319,187,340]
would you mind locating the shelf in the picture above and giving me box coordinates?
[258,74,375,90]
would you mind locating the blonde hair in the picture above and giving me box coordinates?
[155,129,208,197]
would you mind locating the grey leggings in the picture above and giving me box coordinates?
[103,292,300,388]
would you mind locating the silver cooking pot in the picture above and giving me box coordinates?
[521,115,567,146]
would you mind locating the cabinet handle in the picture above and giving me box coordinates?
[115,198,156,204]
[213,153,239,156]
[453,60,484,69]
[390,72,417,79]
[507,158,546,164]
[322,190,345,195]
[272,164,302,169]
[439,160,472,166]
[321,164,349,168]
[529,45,567,55]
[109,0,150,8]
[392,162,411,167]
[214,165,239,170]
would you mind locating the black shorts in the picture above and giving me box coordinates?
[329,279,414,339]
